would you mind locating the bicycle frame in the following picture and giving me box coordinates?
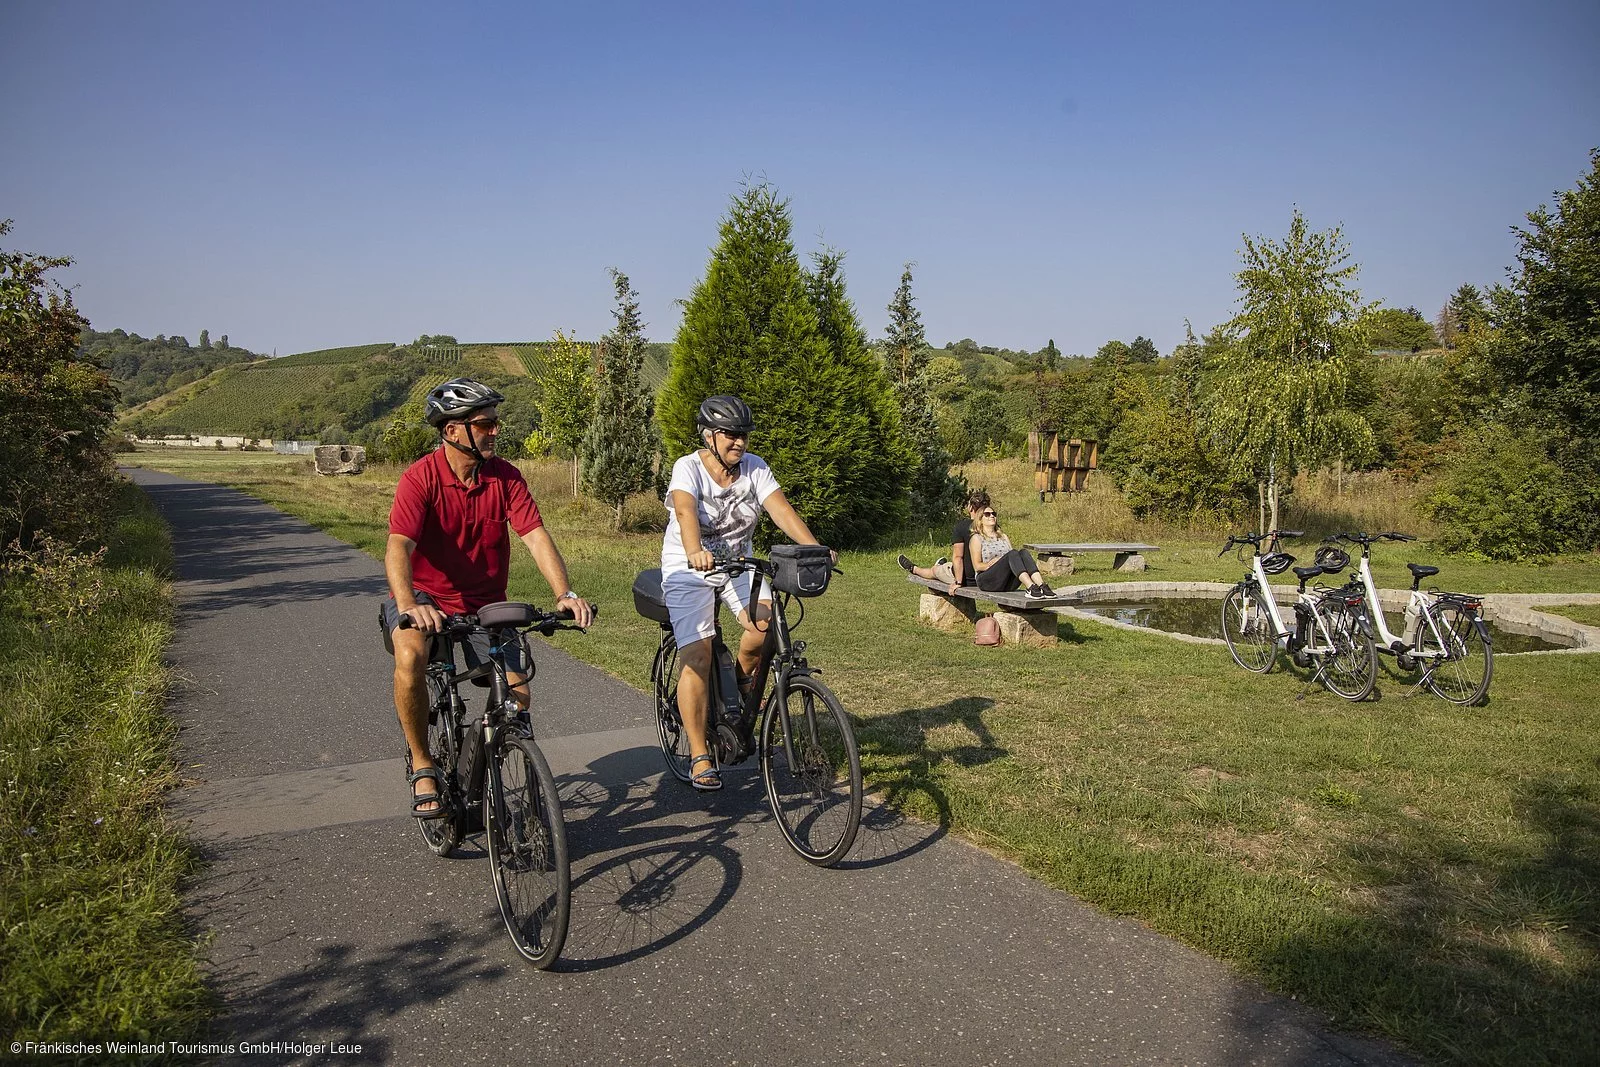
[1227,536,1291,643]
[1345,542,1453,662]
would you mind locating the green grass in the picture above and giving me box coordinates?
[121,449,1600,1065]
[1539,604,1600,628]
[0,481,212,1045]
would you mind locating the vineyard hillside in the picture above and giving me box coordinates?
[268,343,395,367]
[121,337,671,442]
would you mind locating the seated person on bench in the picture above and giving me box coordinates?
[897,488,990,594]
[969,505,1056,601]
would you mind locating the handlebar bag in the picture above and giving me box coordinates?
[770,544,833,598]
[477,601,538,628]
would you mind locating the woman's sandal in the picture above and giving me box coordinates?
[689,753,723,792]
[408,767,448,819]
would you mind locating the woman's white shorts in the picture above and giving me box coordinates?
[661,568,772,647]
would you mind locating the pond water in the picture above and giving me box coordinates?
[1072,598,1576,654]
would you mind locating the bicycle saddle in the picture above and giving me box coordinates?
[1292,565,1323,582]
[1406,563,1440,580]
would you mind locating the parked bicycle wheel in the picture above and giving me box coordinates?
[411,676,461,857]
[1319,610,1378,701]
[486,735,570,968]
[652,635,696,782]
[1419,603,1493,706]
[760,674,862,867]
[1221,584,1277,673]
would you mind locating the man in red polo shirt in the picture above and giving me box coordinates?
[382,377,594,818]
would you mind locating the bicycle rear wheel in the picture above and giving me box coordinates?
[1419,603,1493,706]
[1318,609,1377,701]
[486,735,570,968]
[1221,584,1277,673]
[760,674,861,867]
[653,635,696,782]
[411,675,461,857]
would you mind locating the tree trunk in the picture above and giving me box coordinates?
[613,501,624,531]
[571,456,579,498]
[1268,481,1281,536]
[1257,480,1268,535]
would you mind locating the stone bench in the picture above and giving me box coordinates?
[1023,542,1161,577]
[907,575,1074,648]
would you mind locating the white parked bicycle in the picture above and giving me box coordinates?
[1218,530,1377,701]
[1332,531,1493,706]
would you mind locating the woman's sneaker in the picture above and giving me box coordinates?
[1026,584,1048,600]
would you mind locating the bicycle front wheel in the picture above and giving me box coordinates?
[486,735,570,968]
[653,635,696,782]
[1222,585,1277,673]
[1319,610,1377,701]
[411,675,461,857]
[1419,603,1493,706]
[760,674,862,867]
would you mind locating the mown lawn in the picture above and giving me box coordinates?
[123,448,1600,1065]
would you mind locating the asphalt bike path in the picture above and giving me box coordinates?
[131,469,1410,1067]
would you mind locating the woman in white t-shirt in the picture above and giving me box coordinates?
[663,395,831,791]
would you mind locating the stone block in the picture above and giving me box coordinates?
[919,592,978,632]
[314,444,367,476]
[1113,552,1147,573]
[1039,555,1075,578]
[994,609,1058,647]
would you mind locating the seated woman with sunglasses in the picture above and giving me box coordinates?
[968,506,1057,600]
[662,395,832,792]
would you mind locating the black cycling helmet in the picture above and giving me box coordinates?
[696,395,754,435]
[424,378,505,428]
[1314,545,1351,573]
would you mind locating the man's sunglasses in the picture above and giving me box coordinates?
[461,416,501,430]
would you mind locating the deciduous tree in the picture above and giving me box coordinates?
[1203,210,1375,532]
[0,220,117,553]
[536,329,596,497]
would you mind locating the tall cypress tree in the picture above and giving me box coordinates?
[581,269,660,529]
[806,249,912,544]
[659,182,912,548]
[883,262,963,525]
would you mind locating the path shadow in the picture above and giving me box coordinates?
[843,695,1008,869]
[1251,771,1599,1063]
[552,747,758,971]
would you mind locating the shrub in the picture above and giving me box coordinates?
[1425,427,1579,559]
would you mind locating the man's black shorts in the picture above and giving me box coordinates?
[379,591,531,675]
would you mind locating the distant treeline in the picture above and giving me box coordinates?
[79,328,260,409]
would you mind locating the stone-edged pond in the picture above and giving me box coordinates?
[1056,582,1595,654]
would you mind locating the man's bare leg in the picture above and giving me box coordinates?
[392,628,440,813]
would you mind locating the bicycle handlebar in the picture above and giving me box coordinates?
[1218,529,1304,556]
[705,551,844,579]
[398,604,597,636]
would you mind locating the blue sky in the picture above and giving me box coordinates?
[3,1,1597,358]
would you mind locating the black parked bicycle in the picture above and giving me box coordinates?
[399,601,590,968]
[632,546,863,867]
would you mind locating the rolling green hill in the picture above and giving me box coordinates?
[120,338,627,442]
